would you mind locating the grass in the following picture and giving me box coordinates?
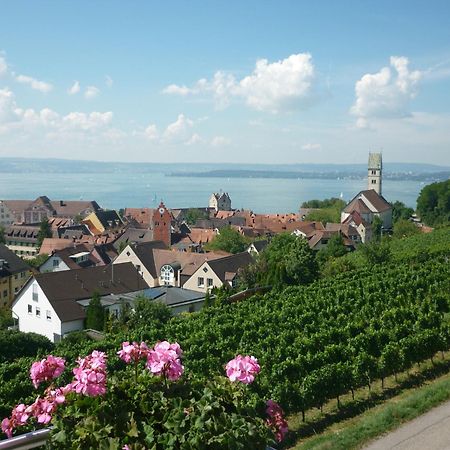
[284,354,450,450]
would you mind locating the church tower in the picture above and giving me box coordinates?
[152,201,171,247]
[368,152,382,195]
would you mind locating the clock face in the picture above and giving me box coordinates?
[159,207,165,214]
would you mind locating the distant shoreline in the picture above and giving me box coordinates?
[168,169,450,182]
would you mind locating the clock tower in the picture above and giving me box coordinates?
[152,201,171,247]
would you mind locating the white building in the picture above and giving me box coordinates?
[12,263,148,342]
[209,192,232,212]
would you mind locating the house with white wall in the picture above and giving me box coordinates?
[12,263,148,342]
[183,252,253,293]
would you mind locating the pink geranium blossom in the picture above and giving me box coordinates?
[117,341,149,364]
[146,341,184,381]
[1,404,31,438]
[71,350,107,397]
[30,355,66,389]
[225,355,260,384]
[265,399,288,442]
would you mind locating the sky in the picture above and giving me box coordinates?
[0,0,450,165]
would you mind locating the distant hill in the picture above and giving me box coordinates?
[0,157,448,181]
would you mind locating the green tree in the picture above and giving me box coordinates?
[130,295,172,331]
[301,198,346,209]
[27,253,49,268]
[359,239,391,265]
[36,217,52,249]
[184,208,209,225]
[317,233,348,262]
[391,201,414,224]
[0,225,5,244]
[85,291,105,331]
[245,233,319,288]
[372,216,383,240]
[206,226,248,254]
[417,179,450,226]
[393,219,420,239]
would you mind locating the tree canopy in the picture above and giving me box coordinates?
[206,226,248,254]
[36,217,52,249]
[241,233,319,288]
[416,179,450,226]
[391,201,414,224]
[85,291,105,331]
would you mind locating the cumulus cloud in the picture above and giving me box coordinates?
[144,123,158,141]
[185,133,203,146]
[0,87,113,137]
[163,53,315,112]
[68,80,80,95]
[163,113,194,142]
[84,85,100,99]
[15,74,53,93]
[351,56,422,128]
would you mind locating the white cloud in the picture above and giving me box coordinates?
[163,113,194,142]
[144,123,158,141]
[301,143,321,151]
[0,88,20,126]
[185,133,203,146]
[0,56,7,77]
[68,80,80,95]
[163,53,315,112]
[84,85,100,99]
[62,111,113,130]
[211,135,230,147]
[105,75,113,88]
[15,74,53,93]
[351,56,422,128]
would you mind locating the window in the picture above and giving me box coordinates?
[28,304,32,314]
[35,307,41,317]
[371,179,376,184]
[203,267,208,273]
[207,278,213,287]
[53,259,59,268]
[161,265,174,285]
[2,290,7,298]
[197,277,204,287]
[371,170,376,175]
[46,310,51,321]
[14,274,18,280]
[14,286,19,293]
[32,284,38,301]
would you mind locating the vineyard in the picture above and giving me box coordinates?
[1,229,449,427]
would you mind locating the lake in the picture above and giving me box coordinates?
[0,169,424,212]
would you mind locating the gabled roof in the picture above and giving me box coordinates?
[206,252,253,282]
[113,227,154,249]
[129,241,169,278]
[94,210,123,229]
[250,240,268,252]
[361,190,391,212]
[46,244,97,270]
[344,190,391,214]
[0,244,30,276]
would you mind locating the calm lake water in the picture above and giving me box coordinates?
[0,171,423,213]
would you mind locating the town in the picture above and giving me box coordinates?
[0,152,409,343]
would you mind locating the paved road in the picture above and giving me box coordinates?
[364,400,450,450]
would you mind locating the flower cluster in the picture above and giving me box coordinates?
[117,341,149,364]
[1,404,30,438]
[265,399,289,443]
[1,386,70,438]
[147,341,184,381]
[30,355,66,389]
[71,350,107,397]
[225,355,260,384]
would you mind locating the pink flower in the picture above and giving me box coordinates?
[225,355,260,384]
[1,418,12,438]
[1,403,34,438]
[265,399,288,442]
[117,341,149,364]
[71,350,107,397]
[30,355,66,389]
[146,341,184,381]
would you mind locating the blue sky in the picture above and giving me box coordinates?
[0,0,449,165]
